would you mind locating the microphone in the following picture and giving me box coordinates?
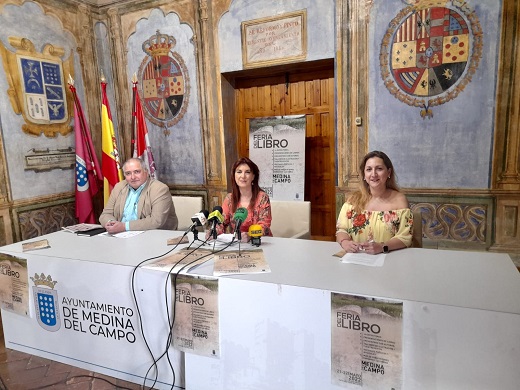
[248,224,263,246]
[233,207,248,241]
[188,209,209,231]
[207,206,224,239]
[187,209,209,244]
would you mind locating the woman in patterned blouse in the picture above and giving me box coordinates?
[336,151,413,254]
[216,157,272,241]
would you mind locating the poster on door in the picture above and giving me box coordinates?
[249,115,305,201]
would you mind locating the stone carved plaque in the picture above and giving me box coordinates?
[24,148,75,171]
[241,10,307,69]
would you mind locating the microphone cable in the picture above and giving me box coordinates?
[160,236,237,389]
[130,229,191,390]
[140,233,232,390]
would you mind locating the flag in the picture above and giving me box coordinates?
[68,77,102,223]
[101,80,122,205]
[132,78,157,178]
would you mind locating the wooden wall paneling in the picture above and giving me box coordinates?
[250,86,258,112]
[236,88,246,158]
[12,197,76,242]
[233,65,335,240]
[490,0,520,258]
[336,0,370,192]
[0,207,13,246]
[273,82,286,116]
[493,0,520,191]
[494,197,520,248]
[221,75,239,186]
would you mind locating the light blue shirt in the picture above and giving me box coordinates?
[121,183,145,230]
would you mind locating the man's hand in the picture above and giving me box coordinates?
[105,220,125,234]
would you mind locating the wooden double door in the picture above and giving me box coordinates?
[231,61,336,240]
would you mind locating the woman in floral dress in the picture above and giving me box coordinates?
[336,151,413,254]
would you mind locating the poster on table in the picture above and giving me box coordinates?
[143,248,214,274]
[213,249,271,276]
[172,274,220,358]
[249,115,306,201]
[331,293,403,389]
[0,253,29,316]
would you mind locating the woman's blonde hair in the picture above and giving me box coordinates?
[348,151,400,212]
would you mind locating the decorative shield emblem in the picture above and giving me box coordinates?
[138,30,190,129]
[32,286,60,331]
[380,0,482,119]
[0,37,73,137]
[18,56,67,124]
[30,273,60,332]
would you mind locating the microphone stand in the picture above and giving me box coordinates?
[188,225,207,249]
[233,225,243,255]
[210,222,218,240]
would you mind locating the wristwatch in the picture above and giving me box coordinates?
[383,244,390,254]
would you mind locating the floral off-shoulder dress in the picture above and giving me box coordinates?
[336,202,413,246]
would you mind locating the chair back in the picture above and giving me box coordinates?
[172,196,204,231]
[412,209,423,248]
[270,200,311,239]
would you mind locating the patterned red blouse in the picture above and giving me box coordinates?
[216,191,273,237]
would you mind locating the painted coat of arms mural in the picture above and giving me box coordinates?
[138,30,189,133]
[0,37,73,137]
[380,0,482,119]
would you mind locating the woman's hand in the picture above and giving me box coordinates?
[358,241,383,255]
[339,238,361,253]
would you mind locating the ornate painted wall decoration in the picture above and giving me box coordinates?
[412,201,487,243]
[138,30,189,131]
[380,0,483,119]
[0,37,73,137]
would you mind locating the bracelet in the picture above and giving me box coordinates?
[339,238,348,246]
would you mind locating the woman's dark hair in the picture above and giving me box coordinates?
[230,157,261,212]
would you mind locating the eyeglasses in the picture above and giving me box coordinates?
[124,169,142,176]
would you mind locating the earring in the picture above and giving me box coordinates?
[388,176,391,179]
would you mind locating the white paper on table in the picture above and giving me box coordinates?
[208,234,258,251]
[341,252,386,267]
[100,231,145,238]
[216,233,235,243]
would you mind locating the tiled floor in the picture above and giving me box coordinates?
[0,313,143,390]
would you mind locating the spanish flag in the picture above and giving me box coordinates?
[101,81,122,205]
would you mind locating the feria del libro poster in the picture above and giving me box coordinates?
[249,115,305,201]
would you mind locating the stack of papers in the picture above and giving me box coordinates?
[341,252,386,267]
[62,223,103,233]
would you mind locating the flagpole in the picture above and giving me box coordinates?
[67,75,102,191]
[132,74,157,179]
[131,73,138,158]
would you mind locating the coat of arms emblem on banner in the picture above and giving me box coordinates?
[31,273,61,332]
[138,30,190,130]
[0,37,73,137]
